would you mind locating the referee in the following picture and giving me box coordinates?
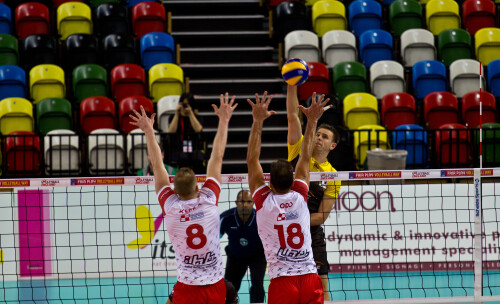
[220,190,267,303]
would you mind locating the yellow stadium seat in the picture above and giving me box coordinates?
[343,93,379,130]
[475,27,500,66]
[353,124,390,169]
[0,98,33,134]
[312,0,347,37]
[29,64,66,104]
[425,0,460,36]
[57,2,92,40]
[148,63,184,102]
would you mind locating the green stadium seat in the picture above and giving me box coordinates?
[478,123,500,167]
[437,29,473,67]
[72,64,108,104]
[332,61,367,101]
[0,34,17,65]
[389,0,423,36]
[36,98,73,135]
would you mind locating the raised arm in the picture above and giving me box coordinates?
[206,93,237,184]
[166,104,182,133]
[286,84,302,145]
[129,106,169,193]
[246,92,275,194]
[294,93,330,184]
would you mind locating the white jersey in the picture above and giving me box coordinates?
[253,179,317,279]
[158,177,224,285]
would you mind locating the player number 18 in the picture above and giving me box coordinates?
[274,223,304,249]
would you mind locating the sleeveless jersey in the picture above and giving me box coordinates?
[158,177,224,285]
[253,179,317,279]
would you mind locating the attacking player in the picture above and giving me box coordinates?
[246,91,329,304]
[129,93,237,304]
[286,85,341,300]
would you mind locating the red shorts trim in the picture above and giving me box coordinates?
[171,278,226,304]
[268,273,324,304]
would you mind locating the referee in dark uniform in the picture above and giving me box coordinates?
[220,190,267,303]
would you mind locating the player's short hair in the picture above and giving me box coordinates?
[270,159,294,193]
[317,123,340,144]
[174,167,197,196]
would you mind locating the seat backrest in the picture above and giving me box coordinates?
[449,59,484,97]
[348,0,382,37]
[425,0,460,36]
[332,61,367,100]
[312,0,347,36]
[437,29,473,66]
[380,92,416,129]
[102,33,138,70]
[5,130,41,176]
[0,33,18,65]
[80,96,116,134]
[321,30,356,67]
[111,63,147,101]
[94,2,128,37]
[63,33,98,73]
[359,29,393,67]
[148,63,184,102]
[353,124,389,168]
[487,59,500,97]
[435,123,471,168]
[0,97,33,134]
[462,0,495,35]
[284,30,320,62]
[15,2,50,40]
[423,91,458,129]
[297,61,331,101]
[157,95,180,132]
[369,60,405,99]
[72,63,108,103]
[87,128,124,174]
[56,2,92,40]
[400,28,436,67]
[274,1,310,41]
[132,1,166,39]
[0,3,11,34]
[0,65,27,99]
[36,97,73,134]
[389,0,423,36]
[126,128,161,173]
[44,129,79,175]
[29,64,66,104]
[21,34,57,71]
[475,27,500,66]
[411,60,447,99]
[392,124,428,167]
[140,32,175,70]
[462,91,496,128]
[118,96,154,133]
[343,92,379,130]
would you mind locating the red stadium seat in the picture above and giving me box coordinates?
[132,1,166,39]
[15,2,50,40]
[297,62,330,101]
[118,96,154,133]
[5,131,41,176]
[435,123,472,168]
[80,97,116,134]
[462,0,495,35]
[461,91,497,128]
[111,64,147,102]
[423,92,459,129]
[380,92,416,130]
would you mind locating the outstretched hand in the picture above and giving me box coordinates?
[212,92,237,122]
[129,105,156,133]
[298,92,330,122]
[247,91,276,122]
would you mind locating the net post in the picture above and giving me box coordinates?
[473,168,483,303]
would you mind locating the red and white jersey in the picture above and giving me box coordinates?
[158,177,224,285]
[253,179,317,279]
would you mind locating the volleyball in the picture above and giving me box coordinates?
[281,58,309,86]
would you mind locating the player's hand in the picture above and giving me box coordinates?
[298,92,330,122]
[247,91,276,122]
[129,105,156,133]
[212,92,237,122]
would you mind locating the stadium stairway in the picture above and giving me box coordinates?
[167,0,288,173]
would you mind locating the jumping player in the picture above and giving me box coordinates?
[246,91,329,304]
[129,93,237,304]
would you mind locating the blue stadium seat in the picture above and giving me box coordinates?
[411,60,447,99]
[392,124,429,168]
[0,65,27,100]
[140,32,175,71]
[487,59,500,98]
[0,3,11,34]
[359,29,393,67]
[349,0,383,37]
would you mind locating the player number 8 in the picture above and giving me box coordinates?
[186,224,207,249]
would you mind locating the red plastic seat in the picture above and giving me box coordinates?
[462,0,496,35]
[132,2,166,39]
[380,92,416,130]
[297,62,331,101]
[80,97,116,134]
[462,91,497,128]
[5,131,41,176]
[423,92,459,129]
[118,96,154,133]
[435,123,472,168]
[111,64,147,102]
[15,2,50,40]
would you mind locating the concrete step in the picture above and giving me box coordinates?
[172,15,265,32]
[181,62,280,79]
[180,46,274,64]
[173,31,271,47]
[189,78,284,95]
[164,0,264,15]
[198,110,287,128]
[192,94,286,112]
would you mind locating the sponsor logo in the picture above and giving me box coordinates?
[280,202,293,208]
[336,191,396,212]
[73,178,125,185]
[412,171,430,178]
[41,179,59,187]
[227,175,244,183]
[190,212,205,221]
[0,180,30,187]
[135,177,153,184]
[127,205,164,250]
[350,171,402,179]
[320,173,338,180]
[180,214,190,222]
[276,248,310,262]
[184,251,217,266]
[285,210,299,220]
[277,213,286,221]
[240,238,248,247]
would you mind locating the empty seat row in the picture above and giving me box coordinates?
[0,63,185,104]
[0,1,165,40]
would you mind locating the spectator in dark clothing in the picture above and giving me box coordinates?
[220,190,267,303]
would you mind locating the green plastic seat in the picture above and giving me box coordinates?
[36,98,73,135]
[438,29,473,67]
[478,123,500,166]
[332,61,367,101]
[72,64,108,104]
[0,34,18,65]
[389,0,423,36]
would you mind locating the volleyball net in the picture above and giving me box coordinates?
[1,169,500,304]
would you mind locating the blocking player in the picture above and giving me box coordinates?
[129,93,237,304]
[286,85,341,300]
[246,91,329,304]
